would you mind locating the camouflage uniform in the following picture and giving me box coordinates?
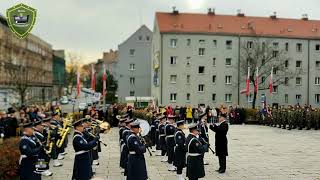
[298,108,305,130]
[281,109,288,129]
[287,109,293,130]
[313,110,320,130]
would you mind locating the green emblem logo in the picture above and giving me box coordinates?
[6,3,37,39]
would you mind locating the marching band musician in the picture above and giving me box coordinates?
[33,119,53,176]
[149,110,158,152]
[51,112,66,161]
[186,124,206,180]
[154,113,161,155]
[49,115,63,167]
[165,115,177,171]
[126,121,148,180]
[84,115,101,166]
[120,118,134,177]
[19,122,42,180]
[118,117,127,169]
[72,119,99,180]
[158,115,167,161]
[209,113,229,174]
[198,115,210,165]
[173,120,186,180]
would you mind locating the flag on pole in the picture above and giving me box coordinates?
[246,66,250,96]
[269,67,273,94]
[77,69,80,97]
[91,64,96,92]
[254,67,259,93]
[103,64,107,96]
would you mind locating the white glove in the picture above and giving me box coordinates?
[0,133,4,138]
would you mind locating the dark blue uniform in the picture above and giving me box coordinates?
[19,135,42,180]
[154,119,160,150]
[158,123,167,155]
[72,131,98,180]
[186,134,206,180]
[199,123,209,152]
[150,116,157,146]
[165,124,176,164]
[34,130,50,172]
[120,128,131,175]
[173,129,186,174]
[126,133,147,180]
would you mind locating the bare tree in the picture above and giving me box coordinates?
[65,53,82,96]
[240,38,303,109]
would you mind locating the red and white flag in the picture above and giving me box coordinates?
[269,67,273,94]
[246,66,250,96]
[91,64,96,92]
[103,64,107,96]
[254,67,259,93]
[77,69,81,97]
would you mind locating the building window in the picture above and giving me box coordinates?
[130,77,135,85]
[273,42,279,48]
[315,94,320,103]
[261,76,266,84]
[130,91,135,96]
[198,84,205,92]
[284,77,289,86]
[296,61,302,68]
[285,43,289,51]
[213,40,217,48]
[247,41,253,49]
[226,58,232,66]
[129,49,135,56]
[199,48,205,56]
[212,94,216,102]
[186,57,191,66]
[187,93,190,101]
[285,60,289,68]
[296,77,302,85]
[170,56,177,65]
[170,39,177,48]
[212,75,216,84]
[316,61,320,68]
[273,86,278,93]
[198,66,205,74]
[272,51,278,58]
[262,42,266,51]
[225,94,232,102]
[225,76,232,84]
[285,94,289,103]
[212,58,216,66]
[273,67,278,75]
[146,36,150,41]
[316,44,320,51]
[199,39,205,43]
[296,43,302,52]
[170,93,177,102]
[315,77,320,85]
[170,75,177,84]
[296,94,302,102]
[129,63,135,70]
[138,36,142,40]
[226,40,232,49]
[187,75,190,84]
[187,39,191,46]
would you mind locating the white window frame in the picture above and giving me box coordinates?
[296,77,302,86]
[226,58,232,66]
[187,39,191,46]
[285,94,289,103]
[186,57,191,66]
[315,77,320,85]
[212,58,216,66]
[226,40,232,49]
[186,93,191,102]
[212,94,216,102]
[129,63,135,71]
[273,86,278,93]
[170,39,177,48]
[130,77,135,85]
[186,75,190,84]
[296,43,302,52]
[225,76,232,85]
[170,56,177,65]
[225,94,232,103]
[315,94,320,104]
[129,49,135,56]
[296,94,302,101]
[198,66,205,74]
[199,48,205,56]
[199,39,205,44]
[213,40,217,48]
[296,61,302,68]
[170,93,177,102]
[316,61,320,69]
[170,75,177,84]
[212,75,216,84]
[130,91,135,96]
[198,84,205,92]
[316,44,320,51]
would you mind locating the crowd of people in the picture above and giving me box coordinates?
[118,105,230,180]
[260,104,320,130]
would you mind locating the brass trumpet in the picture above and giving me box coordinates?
[90,118,111,134]
[87,131,107,147]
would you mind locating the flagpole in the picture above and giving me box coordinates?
[103,64,106,114]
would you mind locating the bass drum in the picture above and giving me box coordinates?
[136,119,152,147]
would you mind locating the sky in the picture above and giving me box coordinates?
[1,0,320,63]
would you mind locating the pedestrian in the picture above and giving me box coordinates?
[185,123,206,180]
[126,121,148,180]
[165,115,176,171]
[186,106,193,124]
[174,120,186,180]
[209,113,229,173]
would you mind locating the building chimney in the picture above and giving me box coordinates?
[208,8,215,15]
[237,9,245,17]
[172,6,179,15]
[270,12,277,19]
[302,14,308,20]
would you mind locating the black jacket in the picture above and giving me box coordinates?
[209,121,229,156]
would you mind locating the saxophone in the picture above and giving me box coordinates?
[45,128,54,154]
[56,118,72,148]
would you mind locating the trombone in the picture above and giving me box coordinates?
[87,131,108,147]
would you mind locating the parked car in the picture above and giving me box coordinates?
[79,102,87,111]
[60,96,69,104]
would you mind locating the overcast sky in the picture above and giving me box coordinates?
[1,0,320,63]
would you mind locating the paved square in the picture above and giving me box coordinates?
[44,125,320,180]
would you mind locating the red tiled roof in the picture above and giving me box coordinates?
[156,12,320,39]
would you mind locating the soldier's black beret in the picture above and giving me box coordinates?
[73,119,83,127]
[176,120,185,127]
[34,120,43,126]
[22,122,33,128]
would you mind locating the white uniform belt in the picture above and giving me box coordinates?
[19,155,27,165]
[166,135,174,138]
[129,151,136,154]
[188,153,201,157]
[160,134,166,137]
[75,150,88,155]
